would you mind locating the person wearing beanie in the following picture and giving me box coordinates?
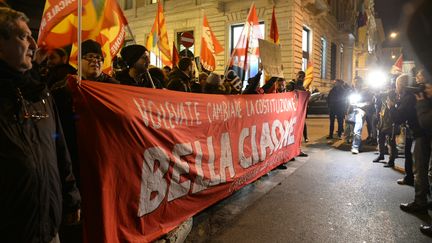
[166,57,193,92]
[116,44,162,88]
[80,39,118,83]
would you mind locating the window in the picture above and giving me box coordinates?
[230,22,265,87]
[150,0,158,4]
[330,42,337,80]
[124,0,133,10]
[320,37,327,79]
[176,30,194,58]
[302,27,311,71]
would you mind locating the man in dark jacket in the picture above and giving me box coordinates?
[327,79,347,139]
[417,82,432,236]
[79,39,119,84]
[286,71,308,157]
[167,57,193,92]
[117,44,162,88]
[0,8,81,243]
[394,75,430,215]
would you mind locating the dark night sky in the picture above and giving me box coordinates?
[374,0,413,37]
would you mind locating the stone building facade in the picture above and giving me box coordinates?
[120,0,382,92]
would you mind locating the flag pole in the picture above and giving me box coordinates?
[77,0,82,83]
[126,25,136,44]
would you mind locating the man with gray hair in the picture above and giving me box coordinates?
[0,7,81,243]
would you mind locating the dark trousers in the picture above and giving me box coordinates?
[414,135,432,206]
[377,129,397,162]
[404,136,414,182]
[329,110,344,137]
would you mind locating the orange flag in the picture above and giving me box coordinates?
[172,42,180,67]
[269,6,279,44]
[200,15,224,72]
[303,61,314,90]
[227,3,262,80]
[38,0,117,49]
[146,2,172,67]
[69,0,128,73]
[390,54,403,75]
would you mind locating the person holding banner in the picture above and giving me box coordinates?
[0,7,81,243]
[288,71,309,156]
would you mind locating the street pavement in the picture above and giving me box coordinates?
[185,117,432,243]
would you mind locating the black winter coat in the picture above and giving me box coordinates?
[327,85,348,114]
[416,98,432,132]
[166,68,191,92]
[0,61,81,243]
[389,92,422,138]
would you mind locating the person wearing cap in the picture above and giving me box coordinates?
[80,39,118,84]
[203,72,226,94]
[0,7,81,242]
[117,44,162,88]
[166,57,193,92]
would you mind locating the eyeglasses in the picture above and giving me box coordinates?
[16,88,49,121]
[82,54,104,63]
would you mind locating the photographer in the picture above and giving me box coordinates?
[396,75,431,216]
[347,76,373,154]
[415,81,432,235]
[373,90,398,168]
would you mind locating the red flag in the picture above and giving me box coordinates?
[38,0,118,49]
[200,15,224,72]
[227,3,262,79]
[390,54,403,75]
[146,2,172,67]
[68,0,128,73]
[269,6,279,44]
[265,6,280,93]
[172,42,180,67]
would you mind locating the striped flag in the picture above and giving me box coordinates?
[303,61,314,90]
[227,3,262,80]
[146,2,172,67]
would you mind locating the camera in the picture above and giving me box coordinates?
[405,83,425,94]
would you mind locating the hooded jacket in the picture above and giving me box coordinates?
[0,61,81,243]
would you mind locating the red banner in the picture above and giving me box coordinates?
[69,81,309,242]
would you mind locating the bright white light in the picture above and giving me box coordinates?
[349,93,361,105]
[391,55,396,59]
[390,32,398,39]
[367,70,387,89]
